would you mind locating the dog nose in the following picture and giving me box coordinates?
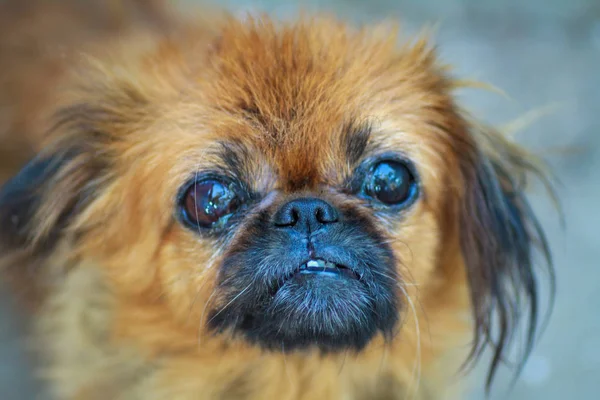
[273,197,339,233]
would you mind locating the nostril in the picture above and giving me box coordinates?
[273,203,300,227]
[315,206,338,224]
[290,208,300,225]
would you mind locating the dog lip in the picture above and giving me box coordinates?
[296,258,360,280]
[269,257,362,297]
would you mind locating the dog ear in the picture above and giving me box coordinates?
[459,122,555,390]
[0,153,66,251]
[0,147,96,254]
[0,117,114,256]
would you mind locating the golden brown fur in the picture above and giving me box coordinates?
[0,1,553,399]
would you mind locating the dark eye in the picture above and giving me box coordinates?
[180,178,241,229]
[364,159,417,206]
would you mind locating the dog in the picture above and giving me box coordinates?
[0,1,554,399]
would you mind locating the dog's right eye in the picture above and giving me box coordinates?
[180,177,242,230]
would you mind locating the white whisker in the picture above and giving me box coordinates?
[398,284,421,400]
[338,350,349,375]
[207,282,253,325]
[378,342,389,377]
[282,343,293,386]
[197,288,219,346]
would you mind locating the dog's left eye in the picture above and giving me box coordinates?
[180,178,242,229]
[363,159,418,207]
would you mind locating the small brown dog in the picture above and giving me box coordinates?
[0,1,554,399]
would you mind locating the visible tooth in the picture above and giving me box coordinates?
[306,259,323,268]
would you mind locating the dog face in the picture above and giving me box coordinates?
[0,16,552,387]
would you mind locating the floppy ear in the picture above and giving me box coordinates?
[0,154,66,251]
[0,143,108,255]
[459,122,555,389]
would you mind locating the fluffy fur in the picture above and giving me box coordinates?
[0,1,554,399]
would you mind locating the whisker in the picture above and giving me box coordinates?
[186,254,222,323]
[197,273,241,345]
[370,269,398,283]
[282,343,293,386]
[337,350,349,375]
[398,284,422,400]
[186,279,208,324]
[197,287,219,346]
[377,341,389,378]
[194,169,201,234]
[207,282,253,325]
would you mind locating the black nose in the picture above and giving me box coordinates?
[273,197,339,233]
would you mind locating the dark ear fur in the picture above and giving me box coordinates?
[0,141,111,256]
[0,153,71,252]
[0,99,125,256]
[460,124,555,390]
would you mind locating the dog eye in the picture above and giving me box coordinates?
[363,160,417,206]
[180,178,241,229]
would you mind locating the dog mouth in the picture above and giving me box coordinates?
[269,258,361,297]
[211,249,398,352]
[295,259,360,280]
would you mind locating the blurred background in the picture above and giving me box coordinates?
[1,0,598,399]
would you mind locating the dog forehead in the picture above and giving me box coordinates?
[103,17,459,192]
[196,19,400,188]
[207,24,363,132]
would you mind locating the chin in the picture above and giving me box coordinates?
[0,1,555,399]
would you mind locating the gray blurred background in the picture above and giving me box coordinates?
[1,0,598,399]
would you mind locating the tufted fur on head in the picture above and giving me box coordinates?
[0,1,554,399]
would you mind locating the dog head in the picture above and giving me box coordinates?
[0,15,553,388]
